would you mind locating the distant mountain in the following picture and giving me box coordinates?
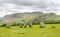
[1,11,60,24]
[3,11,43,23]
[32,11,43,14]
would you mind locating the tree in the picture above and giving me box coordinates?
[16,23,20,26]
[32,18,39,25]
[12,22,17,26]
[1,24,6,27]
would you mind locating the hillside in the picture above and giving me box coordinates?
[3,11,43,23]
[1,11,60,24]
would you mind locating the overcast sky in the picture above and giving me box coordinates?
[0,0,60,17]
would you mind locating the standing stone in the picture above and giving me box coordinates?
[39,15,47,28]
[23,20,27,28]
[20,24,23,28]
[24,23,27,28]
[20,23,24,28]
[20,20,24,28]
[40,21,45,28]
[6,24,10,28]
[29,22,32,28]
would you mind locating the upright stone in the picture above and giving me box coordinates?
[29,21,32,28]
[40,21,45,28]
[6,23,10,28]
[20,24,23,28]
[24,23,27,28]
[20,20,24,28]
[39,15,47,28]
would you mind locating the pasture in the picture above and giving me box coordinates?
[0,24,60,37]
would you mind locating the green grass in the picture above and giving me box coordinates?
[0,24,60,37]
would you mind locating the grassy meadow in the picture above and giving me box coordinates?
[0,24,60,37]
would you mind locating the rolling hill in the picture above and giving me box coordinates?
[0,11,60,24]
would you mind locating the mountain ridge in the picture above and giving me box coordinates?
[0,11,60,24]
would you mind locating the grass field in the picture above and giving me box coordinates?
[0,24,60,37]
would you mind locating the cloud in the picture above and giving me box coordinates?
[0,0,60,10]
[0,0,60,17]
[0,3,35,17]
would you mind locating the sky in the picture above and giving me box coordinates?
[0,0,60,17]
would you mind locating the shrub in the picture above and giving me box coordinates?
[1,24,6,27]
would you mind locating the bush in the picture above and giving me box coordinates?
[32,20,40,25]
[44,20,60,24]
[16,23,20,26]
[11,22,17,26]
[1,24,6,27]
